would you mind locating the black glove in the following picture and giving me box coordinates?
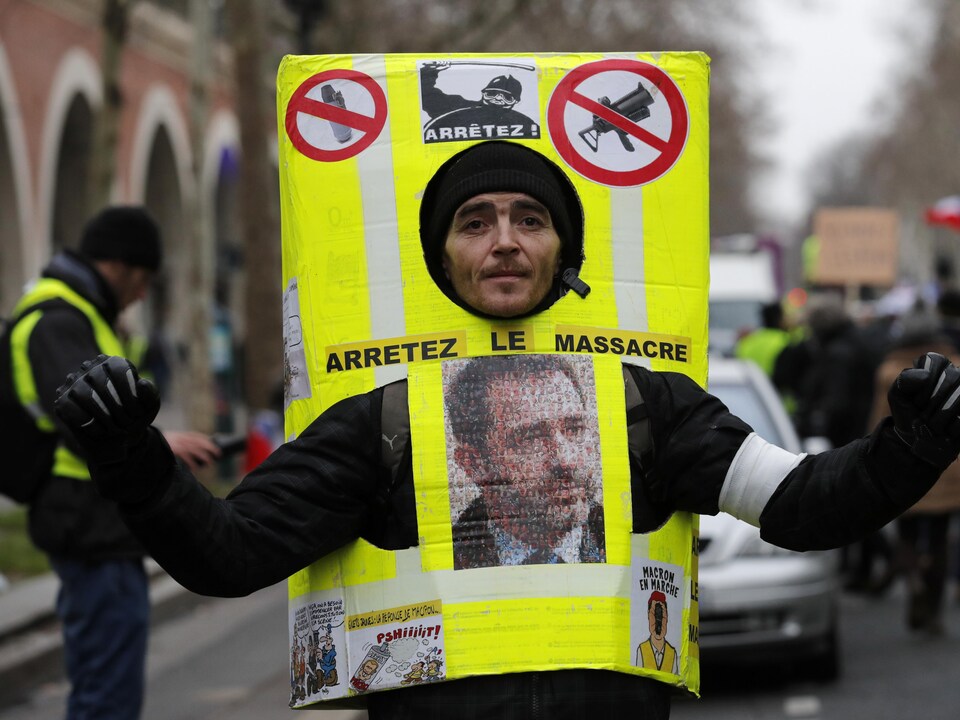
[55,354,161,465]
[888,351,960,469]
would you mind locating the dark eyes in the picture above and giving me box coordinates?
[457,215,546,233]
[511,418,586,445]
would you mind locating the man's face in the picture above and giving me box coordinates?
[460,368,599,546]
[481,89,518,108]
[114,265,154,310]
[442,192,562,317]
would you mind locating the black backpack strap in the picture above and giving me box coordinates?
[623,364,653,474]
[364,379,416,549]
[0,308,59,504]
[623,364,673,533]
[379,380,410,492]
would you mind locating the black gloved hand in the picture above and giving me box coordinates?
[55,354,161,465]
[888,351,960,470]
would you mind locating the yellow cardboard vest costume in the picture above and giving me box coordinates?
[276,52,710,708]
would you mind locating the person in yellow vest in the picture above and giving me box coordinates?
[636,591,678,674]
[53,144,960,719]
[4,206,220,720]
[733,301,791,377]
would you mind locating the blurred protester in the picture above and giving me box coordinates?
[776,298,893,592]
[734,301,791,377]
[1,207,220,719]
[932,290,960,604]
[870,318,960,633]
[791,301,878,445]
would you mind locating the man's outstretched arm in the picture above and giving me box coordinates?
[55,355,381,597]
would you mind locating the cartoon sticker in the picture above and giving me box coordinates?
[631,560,684,675]
[419,59,540,144]
[346,600,446,695]
[290,596,347,703]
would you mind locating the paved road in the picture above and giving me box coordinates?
[0,581,363,720]
[3,579,960,719]
[675,583,960,720]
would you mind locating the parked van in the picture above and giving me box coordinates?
[709,251,778,356]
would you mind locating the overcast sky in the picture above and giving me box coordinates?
[746,0,933,230]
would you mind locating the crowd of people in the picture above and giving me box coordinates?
[736,288,960,636]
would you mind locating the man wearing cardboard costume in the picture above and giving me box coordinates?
[53,142,960,719]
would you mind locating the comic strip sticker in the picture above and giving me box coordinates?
[346,600,446,694]
[418,59,540,144]
[290,595,348,704]
[630,560,684,675]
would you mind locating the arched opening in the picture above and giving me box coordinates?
[50,94,94,252]
[212,145,241,435]
[0,101,22,313]
[142,125,185,401]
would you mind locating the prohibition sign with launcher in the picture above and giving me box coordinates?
[547,59,689,187]
[285,69,388,162]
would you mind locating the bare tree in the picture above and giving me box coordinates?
[184,0,216,434]
[802,0,958,285]
[88,0,131,214]
[227,0,283,413]
[303,0,765,236]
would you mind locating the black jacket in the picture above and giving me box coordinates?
[107,365,939,719]
[21,251,144,560]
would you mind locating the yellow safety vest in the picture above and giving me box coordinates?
[10,278,125,480]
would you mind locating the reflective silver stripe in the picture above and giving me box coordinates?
[943,384,960,411]
[22,400,46,422]
[718,432,805,527]
[612,186,650,370]
[356,55,406,388]
[90,388,110,415]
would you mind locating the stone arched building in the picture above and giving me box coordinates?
[0,0,279,423]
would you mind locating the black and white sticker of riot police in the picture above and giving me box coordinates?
[419,59,540,144]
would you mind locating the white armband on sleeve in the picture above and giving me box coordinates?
[718,433,805,527]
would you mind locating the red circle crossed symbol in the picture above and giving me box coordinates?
[547,59,689,187]
[285,69,388,162]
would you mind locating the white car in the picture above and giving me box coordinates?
[697,358,841,680]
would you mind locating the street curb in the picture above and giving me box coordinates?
[0,562,211,710]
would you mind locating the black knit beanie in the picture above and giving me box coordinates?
[79,206,163,272]
[420,142,585,317]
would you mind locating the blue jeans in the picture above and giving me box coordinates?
[50,557,149,720]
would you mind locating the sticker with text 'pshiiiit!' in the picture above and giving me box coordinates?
[346,601,446,695]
